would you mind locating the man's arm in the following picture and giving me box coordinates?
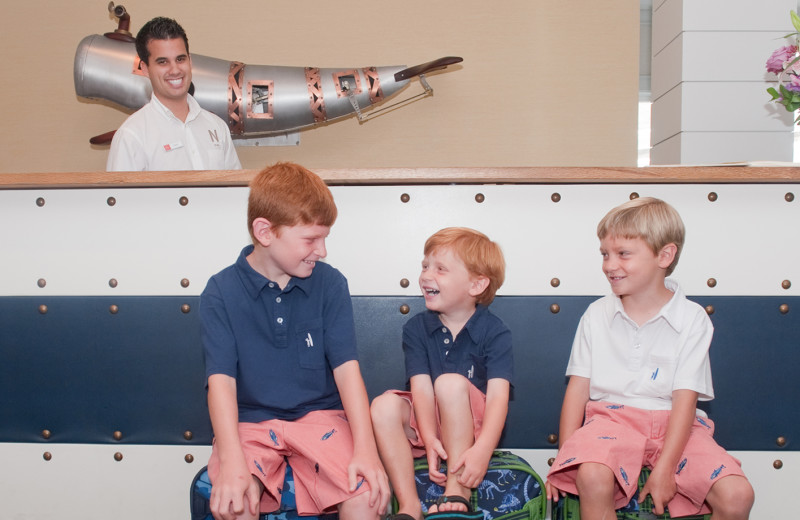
[639,389,697,515]
[332,360,390,513]
[207,373,261,520]
[451,377,510,488]
[106,128,145,172]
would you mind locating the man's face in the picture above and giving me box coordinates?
[140,37,192,106]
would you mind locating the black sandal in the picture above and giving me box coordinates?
[425,495,483,520]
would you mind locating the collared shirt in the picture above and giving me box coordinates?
[107,94,241,171]
[567,279,714,411]
[200,245,358,422]
[403,305,514,394]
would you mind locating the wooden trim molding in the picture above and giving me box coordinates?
[2,166,800,189]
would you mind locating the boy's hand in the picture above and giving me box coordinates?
[209,461,261,520]
[545,479,568,502]
[348,449,391,513]
[451,444,492,489]
[639,466,676,516]
[425,439,449,485]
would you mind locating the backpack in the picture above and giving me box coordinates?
[551,467,711,520]
[393,450,546,520]
[190,464,339,520]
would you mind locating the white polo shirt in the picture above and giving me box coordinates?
[107,94,241,172]
[566,279,714,411]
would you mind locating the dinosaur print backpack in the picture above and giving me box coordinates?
[392,450,546,520]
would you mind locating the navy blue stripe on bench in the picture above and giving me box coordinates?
[0,296,796,451]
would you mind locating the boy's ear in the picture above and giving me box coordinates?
[469,276,490,298]
[251,217,274,247]
[658,243,677,269]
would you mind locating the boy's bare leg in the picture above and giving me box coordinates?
[430,374,474,513]
[338,487,383,520]
[575,462,617,520]
[705,475,754,520]
[370,393,424,520]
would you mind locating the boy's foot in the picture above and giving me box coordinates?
[426,495,483,520]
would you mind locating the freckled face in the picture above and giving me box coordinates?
[419,248,477,315]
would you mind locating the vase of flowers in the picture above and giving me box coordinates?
[766,11,800,122]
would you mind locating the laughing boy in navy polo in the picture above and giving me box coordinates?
[200,162,389,520]
[371,227,513,520]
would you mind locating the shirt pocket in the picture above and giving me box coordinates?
[295,318,325,370]
[643,354,676,396]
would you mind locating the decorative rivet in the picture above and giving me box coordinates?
[773,460,783,469]
[179,196,189,206]
[547,457,555,467]
[183,430,194,441]
[782,280,791,290]
[399,304,410,315]
[400,193,410,203]
[181,304,191,314]
[36,197,45,207]
[551,193,561,203]
[185,454,195,463]
[629,192,639,200]
[107,196,116,207]
[707,278,717,288]
[109,304,119,314]
[708,192,718,202]
[786,192,795,202]
[705,305,715,316]
[43,452,52,461]
[42,429,51,440]
[780,304,789,315]
[108,278,118,288]
[475,193,485,203]
[776,436,787,448]
[114,452,123,461]
[180,278,190,288]
[38,304,48,314]
[547,433,558,444]
[550,278,560,288]
[400,278,410,288]
[550,303,560,314]
[37,278,46,288]
[113,431,123,441]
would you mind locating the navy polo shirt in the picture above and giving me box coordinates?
[402,305,514,394]
[201,245,359,422]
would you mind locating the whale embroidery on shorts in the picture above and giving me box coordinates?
[620,466,630,486]
[321,428,337,441]
[269,429,279,446]
[710,464,726,480]
[676,458,687,475]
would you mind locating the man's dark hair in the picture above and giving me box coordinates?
[135,17,189,64]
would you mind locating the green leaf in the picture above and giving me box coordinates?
[791,10,800,33]
[768,87,781,100]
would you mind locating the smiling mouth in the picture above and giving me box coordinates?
[424,288,440,295]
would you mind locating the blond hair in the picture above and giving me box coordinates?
[597,197,685,276]
[424,227,505,305]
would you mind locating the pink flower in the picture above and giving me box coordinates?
[766,45,798,74]
[786,74,800,92]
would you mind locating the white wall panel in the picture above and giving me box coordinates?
[2,184,798,297]
[2,443,792,520]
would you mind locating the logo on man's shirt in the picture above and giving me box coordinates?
[208,129,219,143]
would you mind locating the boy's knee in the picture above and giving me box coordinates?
[370,392,403,425]
[575,463,616,497]
[337,488,380,519]
[708,475,754,516]
[433,373,470,403]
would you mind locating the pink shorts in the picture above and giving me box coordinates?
[207,410,369,516]
[547,401,746,517]
[386,382,486,458]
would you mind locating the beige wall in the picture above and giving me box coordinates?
[0,0,639,173]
